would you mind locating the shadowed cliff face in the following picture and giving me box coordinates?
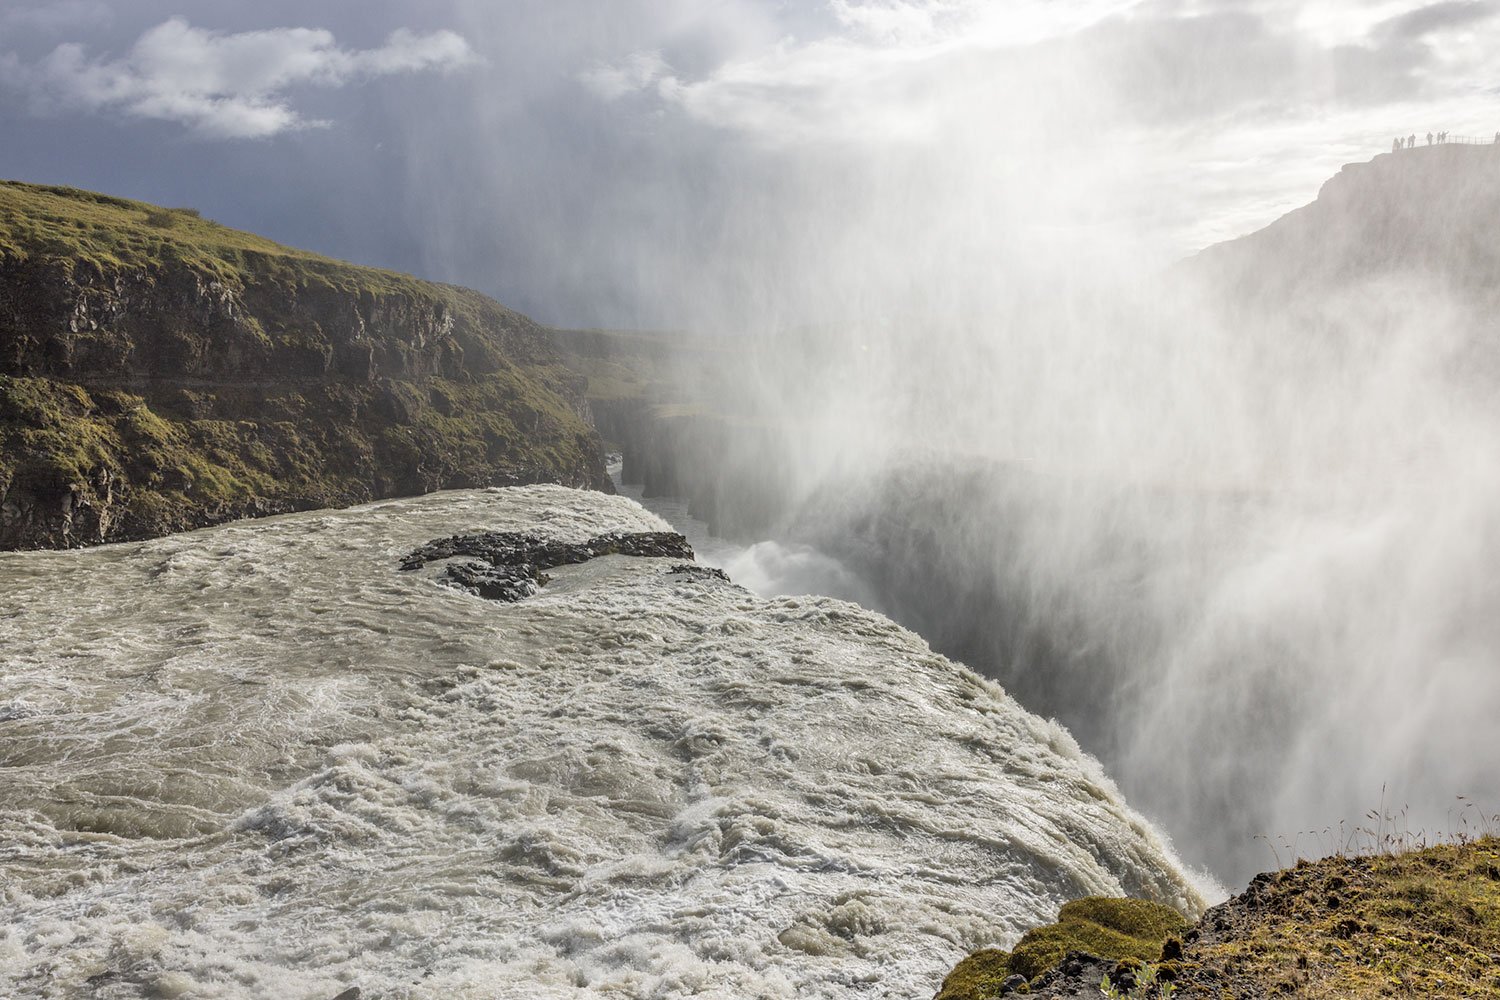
[1,258,456,382]
[0,182,609,549]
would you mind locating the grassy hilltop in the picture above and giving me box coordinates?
[0,181,608,548]
[0,182,429,292]
[937,837,1500,999]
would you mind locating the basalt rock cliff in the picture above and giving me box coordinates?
[1189,141,1500,305]
[0,181,609,549]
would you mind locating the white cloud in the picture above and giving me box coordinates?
[1,17,476,139]
[581,51,672,101]
[826,0,980,43]
[556,0,1500,266]
[577,0,1145,146]
[586,0,1500,142]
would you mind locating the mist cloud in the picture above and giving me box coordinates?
[0,17,475,139]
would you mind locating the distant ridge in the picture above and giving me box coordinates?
[1189,143,1500,300]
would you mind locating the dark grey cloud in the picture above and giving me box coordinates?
[1325,1,1499,105]
[0,1,115,34]
[1379,0,1496,41]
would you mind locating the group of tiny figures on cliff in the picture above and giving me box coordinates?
[1391,131,1500,151]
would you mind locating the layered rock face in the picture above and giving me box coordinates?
[0,182,609,549]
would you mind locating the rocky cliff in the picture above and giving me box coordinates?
[1189,142,1500,304]
[0,181,609,549]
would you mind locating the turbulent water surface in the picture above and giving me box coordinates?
[1,486,1200,999]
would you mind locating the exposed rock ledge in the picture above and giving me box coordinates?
[0,181,609,550]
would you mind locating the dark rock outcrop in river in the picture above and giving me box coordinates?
[402,528,694,601]
[0,181,610,550]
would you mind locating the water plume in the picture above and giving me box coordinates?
[387,2,1500,884]
[723,159,1500,885]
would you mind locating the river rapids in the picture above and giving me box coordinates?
[0,486,1201,999]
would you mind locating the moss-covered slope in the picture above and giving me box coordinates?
[0,180,608,549]
[936,898,1190,999]
[936,837,1500,999]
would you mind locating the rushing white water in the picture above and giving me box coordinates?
[0,486,1202,999]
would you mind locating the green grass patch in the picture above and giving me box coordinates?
[936,897,1189,999]
[0,179,435,297]
[935,839,1500,999]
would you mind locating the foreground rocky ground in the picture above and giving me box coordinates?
[938,837,1500,998]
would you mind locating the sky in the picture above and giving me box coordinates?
[3,0,1500,327]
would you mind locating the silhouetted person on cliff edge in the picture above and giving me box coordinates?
[1409,134,1417,148]
[1393,138,1402,153]
[1427,132,1434,145]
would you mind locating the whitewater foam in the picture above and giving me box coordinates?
[0,486,1201,999]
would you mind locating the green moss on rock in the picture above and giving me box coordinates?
[1008,898,1189,983]
[933,898,1189,999]
[935,948,1015,1000]
[934,839,1500,999]
[1178,837,1500,998]
[0,181,610,549]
